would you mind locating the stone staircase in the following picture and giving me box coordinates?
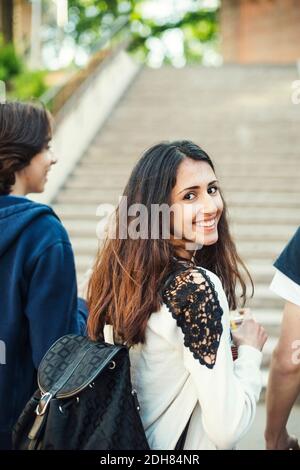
[52,65,300,398]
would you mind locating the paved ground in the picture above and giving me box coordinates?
[239,404,300,450]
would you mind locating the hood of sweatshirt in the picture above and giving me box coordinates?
[0,195,57,257]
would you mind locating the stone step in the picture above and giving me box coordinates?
[88,131,300,149]
[227,192,300,208]
[246,263,275,284]
[253,309,282,337]
[235,240,285,260]
[75,157,300,173]
[229,207,300,225]
[65,174,300,193]
[56,189,300,207]
[231,224,297,242]
[69,237,285,262]
[248,285,284,309]
[66,175,129,189]
[63,219,296,242]
[81,153,300,167]
[75,254,95,277]
[54,203,300,226]
[55,189,121,205]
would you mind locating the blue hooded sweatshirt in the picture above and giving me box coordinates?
[0,195,87,449]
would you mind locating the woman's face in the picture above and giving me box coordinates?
[170,158,224,253]
[18,145,56,194]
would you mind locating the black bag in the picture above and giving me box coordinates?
[12,335,149,450]
[12,334,190,450]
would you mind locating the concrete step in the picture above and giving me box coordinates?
[75,254,95,278]
[221,179,300,192]
[253,309,282,337]
[55,189,121,205]
[246,263,275,284]
[76,155,300,170]
[63,220,296,242]
[229,207,300,225]
[226,192,300,208]
[53,204,101,219]
[65,174,300,193]
[69,237,285,261]
[54,204,300,226]
[248,285,284,309]
[231,224,297,242]
[55,189,300,207]
[82,153,300,167]
[236,240,286,259]
[70,237,100,253]
[66,174,129,190]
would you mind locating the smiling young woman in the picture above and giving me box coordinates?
[87,140,267,450]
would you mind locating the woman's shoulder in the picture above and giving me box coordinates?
[157,263,226,368]
[162,263,224,301]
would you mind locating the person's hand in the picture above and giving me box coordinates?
[265,428,300,450]
[231,309,268,351]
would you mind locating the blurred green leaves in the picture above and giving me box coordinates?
[66,0,219,65]
[0,35,47,100]
[0,36,22,82]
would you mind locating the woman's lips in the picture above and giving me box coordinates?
[194,218,217,232]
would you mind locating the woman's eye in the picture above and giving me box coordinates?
[183,192,196,201]
[208,186,218,195]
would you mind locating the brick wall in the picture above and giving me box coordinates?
[220,0,300,64]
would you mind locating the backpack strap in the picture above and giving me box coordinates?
[27,340,98,450]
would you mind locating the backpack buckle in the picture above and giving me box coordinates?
[36,392,53,416]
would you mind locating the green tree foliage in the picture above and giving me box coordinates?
[0,36,47,100]
[66,0,218,65]
[68,0,134,46]
[0,36,22,82]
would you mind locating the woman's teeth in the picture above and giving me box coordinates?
[195,219,216,228]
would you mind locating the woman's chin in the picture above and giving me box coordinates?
[194,231,219,247]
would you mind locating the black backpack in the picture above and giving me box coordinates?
[12,334,190,450]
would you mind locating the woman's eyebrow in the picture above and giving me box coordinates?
[177,180,219,195]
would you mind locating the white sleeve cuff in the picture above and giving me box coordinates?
[270,270,300,307]
[237,344,263,365]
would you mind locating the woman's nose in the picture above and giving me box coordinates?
[201,195,218,215]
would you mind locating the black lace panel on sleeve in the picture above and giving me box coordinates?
[162,267,223,369]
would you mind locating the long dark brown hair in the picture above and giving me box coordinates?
[87,140,253,345]
[0,101,52,195]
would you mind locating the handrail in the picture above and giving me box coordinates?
[40,16,130,115]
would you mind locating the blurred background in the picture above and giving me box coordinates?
[1,0,300,449]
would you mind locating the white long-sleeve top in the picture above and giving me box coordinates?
[105,265,263,450]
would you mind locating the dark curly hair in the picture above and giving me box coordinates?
[0,101,52,195]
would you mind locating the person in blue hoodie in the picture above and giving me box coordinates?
[0,101,87,449]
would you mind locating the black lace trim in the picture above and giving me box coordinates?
[162,266,223,369]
